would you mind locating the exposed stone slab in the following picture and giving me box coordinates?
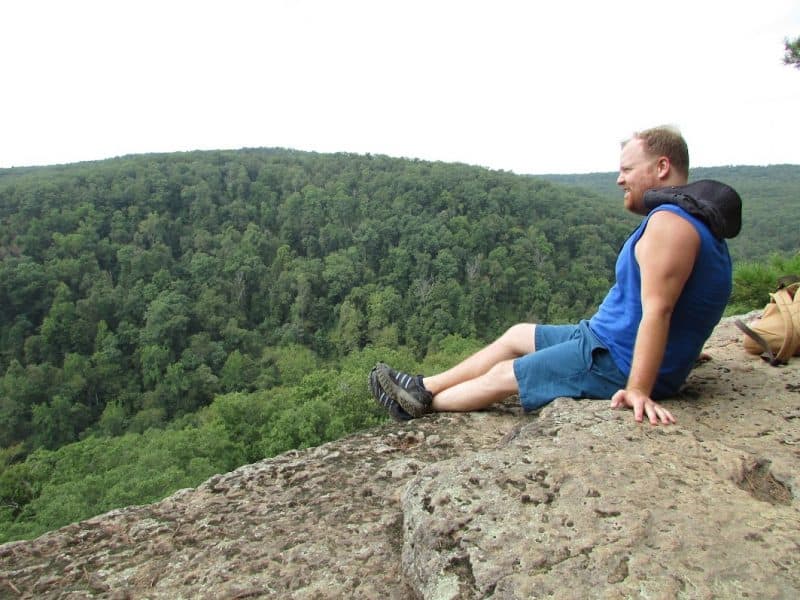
[400,317,799,598]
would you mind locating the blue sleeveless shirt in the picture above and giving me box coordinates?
[588,204,732,397]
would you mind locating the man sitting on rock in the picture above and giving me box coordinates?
[369,126,741,425]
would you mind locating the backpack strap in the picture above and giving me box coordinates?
[735,318,782,365]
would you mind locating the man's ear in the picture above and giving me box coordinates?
[656,156,671,180]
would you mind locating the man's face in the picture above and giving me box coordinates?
[617,138,661,215]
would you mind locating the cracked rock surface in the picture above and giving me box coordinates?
[1,316,799,599]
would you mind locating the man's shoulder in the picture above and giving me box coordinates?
[636,208,702,267]
[643,207,701,240]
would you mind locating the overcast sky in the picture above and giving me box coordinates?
[2,0,799,174]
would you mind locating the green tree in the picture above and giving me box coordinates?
[260,344,319,386]
[366,286,402,347]
[139,344,171,389]
[0,259,53,345]
[140,289,191,356]
[784,35,800,69]
[206,391,278,463]
[0,361,34,447]
[39,283,93,363]
[332,298,365,353]
[31,394,89,449]
[98,401,127,436]
[220,350,258,392]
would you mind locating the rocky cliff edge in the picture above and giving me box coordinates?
[1,316,799,599]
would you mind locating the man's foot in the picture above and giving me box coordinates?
[369,366,413,421]
[374,362,433,418]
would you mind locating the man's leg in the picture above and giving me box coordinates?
[370,323,536,419]
[431,358,519,412]
[423,323,536,395]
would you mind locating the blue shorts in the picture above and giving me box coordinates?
[512,320,627,412]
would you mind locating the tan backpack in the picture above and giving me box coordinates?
[735,276,800,366]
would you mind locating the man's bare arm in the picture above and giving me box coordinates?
[611,210,699,424]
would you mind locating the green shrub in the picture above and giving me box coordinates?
[728,252,800,315]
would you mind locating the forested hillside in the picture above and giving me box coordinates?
[539,164,800,261]
[1,149,639,541]
[0,150,635,448]
[2,150,796,543]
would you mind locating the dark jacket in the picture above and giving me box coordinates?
[643,179,742,240]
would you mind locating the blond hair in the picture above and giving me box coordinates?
[626,126,690,178]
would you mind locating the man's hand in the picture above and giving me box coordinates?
[611,388,676,425]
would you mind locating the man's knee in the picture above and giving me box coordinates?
[500,323,536,355]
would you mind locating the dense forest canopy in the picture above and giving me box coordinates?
[0,150,632,445]
[1,148,797,543]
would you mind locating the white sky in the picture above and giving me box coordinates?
[2,0,799,174]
